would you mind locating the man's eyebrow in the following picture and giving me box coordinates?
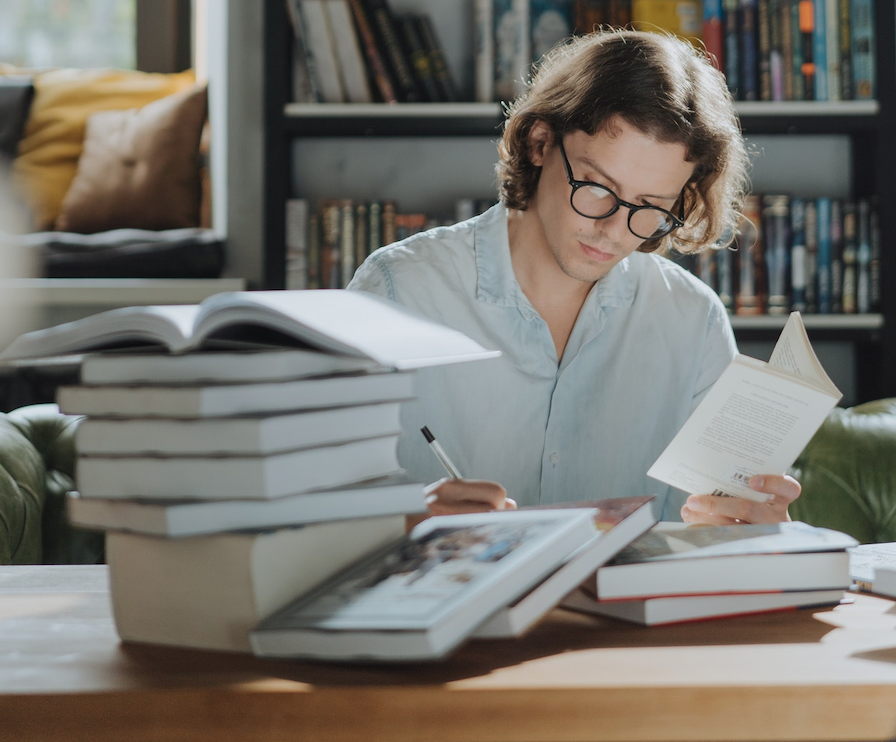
[577,153,681,202]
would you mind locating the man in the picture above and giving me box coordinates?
[348,29,800,525]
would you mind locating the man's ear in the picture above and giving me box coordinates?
[527,121,553,167]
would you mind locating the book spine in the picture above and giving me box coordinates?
[812,0,828,100]
[778,0,794,100]
[365,0,423,102]
[493,0,532,102]
[367,199,383,255]
[530,0,574,66]
[723,0,742,97]
[798,0,815,99]
[849,0,875,99]
[769,0,786,99]
[757,0,773,100]
[735,194,764,315]
[803,198,818,311]
[285,198,309,290]
[285,0,323,102]
[837,0,852,99]
[704,0,725,70]
[789,0,805,99]
[346,0,399,103]
[716,244,735,313]
[840,198,857,314]
[475,0,496,102]
[763,194,791,314]
[574,0,608,34]
[828,197,844,313]
[739,0,760,101]
[789,197,807,312]
[354,201,369,269]
[856,197,873,312]
[416,13,460,102]
[298,0,346,103]
[325,0,374,103]
[815,196,832,313]
[608,0,632,26]
[824,0,841,100]
[306,210,321,290]
[381,200,397,246]
[319,199,342,289]
[339,199,356,288]
[398,12,442,102]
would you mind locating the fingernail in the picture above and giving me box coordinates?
[750,475,765,489]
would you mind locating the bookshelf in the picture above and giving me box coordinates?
[259,0,896,404]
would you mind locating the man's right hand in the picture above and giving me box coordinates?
[405,478,517,530]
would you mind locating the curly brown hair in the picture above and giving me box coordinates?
[496,29,751,254]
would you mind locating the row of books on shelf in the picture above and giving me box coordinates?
[707,0,876,102]
[286,0,459,104]
[0,289,864,658]
[676,193,881,316]
[284,196,495,290]
[474,0,875,104]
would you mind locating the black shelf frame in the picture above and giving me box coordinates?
[262,0,896,402]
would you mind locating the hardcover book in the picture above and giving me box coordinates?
[74,434,403,500]
[73,401,403,456]
[0,289,501,370]
[107,514,406,652]
[592,520,857,600]
[67,473,425,536]
[562,584,846,625]
[325,0,374,103]
[57,370,415,419]
[474,496,657,638]
[250,508,600,662]
[648,311,841,503]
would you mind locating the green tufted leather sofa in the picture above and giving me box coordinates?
[0,403,102,564]
[1,399,895,564]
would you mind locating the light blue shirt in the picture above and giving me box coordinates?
[348,203,737,520]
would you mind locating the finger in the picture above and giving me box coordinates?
[428,478,508,510]
[681,503,743,526]
[749,474,801,506]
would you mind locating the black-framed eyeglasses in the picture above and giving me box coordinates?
[557,138,685,241]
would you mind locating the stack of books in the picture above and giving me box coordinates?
[0,289,503,654]
[562,521,858,626]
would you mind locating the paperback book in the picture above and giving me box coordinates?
[73,401,403,456]
[648,311,841,503]
[67,473,426,537]
[562,584,846,625]
[593,521,857,600]
[474,495,657,638]
[74,434,402,500]
[250,507,599,662]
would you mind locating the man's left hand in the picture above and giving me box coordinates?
[680,474,801,525]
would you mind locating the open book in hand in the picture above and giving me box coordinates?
[0,289,501,370]
[648,311,842,502]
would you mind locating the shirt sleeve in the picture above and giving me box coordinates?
[346,254,392,299]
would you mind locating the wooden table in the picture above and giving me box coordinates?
[4,565,896,742]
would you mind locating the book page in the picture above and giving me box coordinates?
[768,312,840,396]
[648,355,841,501]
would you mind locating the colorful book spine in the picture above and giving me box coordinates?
[762,194,791,315]
[837,0,852,99]
[856,197,872,313]
[798,0,815,99]
[789,0,805,99]
[828,198,844,313]
[823,0,840,100]
[803,198,818,311]
[815,196,832,314]
[757,0,773,100]
[850,0,875,99]
[812,0,828,100]
[474,0,496,102]
[840,199,857,314]
[530,0,573,65]
[493,0,532,102]
[789,197,807,312]
[723,0,742,96]
[739,0,760,101]
[735,194,764,315]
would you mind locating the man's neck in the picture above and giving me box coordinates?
[506,208,595,361]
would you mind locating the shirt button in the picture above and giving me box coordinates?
[550,453,559,464]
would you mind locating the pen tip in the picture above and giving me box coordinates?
[420,426,434,443]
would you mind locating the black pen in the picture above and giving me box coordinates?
[420,425,463,479]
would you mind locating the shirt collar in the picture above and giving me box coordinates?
[473,203,637,314]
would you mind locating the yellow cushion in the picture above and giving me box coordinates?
[11,68,195,229]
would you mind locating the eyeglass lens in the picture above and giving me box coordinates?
[571,185,676,240]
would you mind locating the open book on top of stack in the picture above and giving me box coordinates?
[561,521,858,626]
